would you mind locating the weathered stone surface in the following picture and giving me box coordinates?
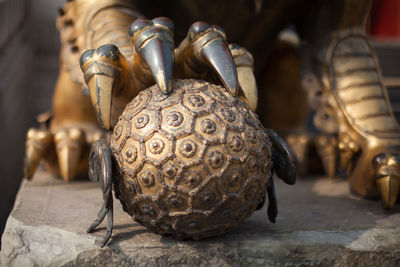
[1,170,400,266]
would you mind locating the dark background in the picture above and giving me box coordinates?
[0,0,64,246]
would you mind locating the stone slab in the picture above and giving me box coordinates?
[1,170,400,266]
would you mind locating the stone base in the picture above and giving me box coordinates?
[1,170,400,266]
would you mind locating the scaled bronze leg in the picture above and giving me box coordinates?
[299,0,400,209]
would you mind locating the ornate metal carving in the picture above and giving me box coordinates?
[87,80,296,246]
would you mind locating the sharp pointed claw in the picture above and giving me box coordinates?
[88,74,114,130]
[101,232,111,248]
[57,147,80,182]
[373,153,400,210]
[377,176,400,210]
[24,129,53,179]
[80,45,129,130]
[189,23,238,96]
[129,17,174,95]
[54,128,85,182]
[80,46,117,130]
[102,217,113,247]
[138,37,174,94]
[200,40,238,95]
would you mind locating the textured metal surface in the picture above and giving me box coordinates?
[110,79,272,239]
[328,33,400,209]
[298,2,400,208]
[22,0,400,209]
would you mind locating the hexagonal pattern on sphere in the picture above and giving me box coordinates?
[110,79,272,239]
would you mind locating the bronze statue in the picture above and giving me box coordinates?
[24,0,400,211]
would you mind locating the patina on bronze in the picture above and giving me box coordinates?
[87,79,296,247]
[24,0,400,210]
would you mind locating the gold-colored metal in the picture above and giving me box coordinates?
[230,44,258,111]
[87,79,295,246]
[338,133,360,175]
[315,135,338,179]
[329,33,400,206]
[24,128,54,179]
[373,153,400,210]
[24,0,254,182]
[302,29,400,209]
[80,45,137,130]
[113,80,270,239]
[54,127,86,182]
[23,0,138,181]
[299,0,400,209]
[23,0,400,209]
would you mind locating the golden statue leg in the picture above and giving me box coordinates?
[23,1,137,181]
[300,0,400,209]
[24,68,104,182]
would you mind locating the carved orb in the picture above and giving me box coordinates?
[110,79,272,239]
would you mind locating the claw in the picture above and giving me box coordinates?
[136,37,174,94]
[377,176,400,210]
[175,22,238,95]
[373,153,400,210]
[80,45,132,130]
[315,135,338,179]
[54,128,85,182]
[129,17,175,95]
[24,129,53,179]
[338,133,359,175]
[189,22,238,96]
[229,44,257,110]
